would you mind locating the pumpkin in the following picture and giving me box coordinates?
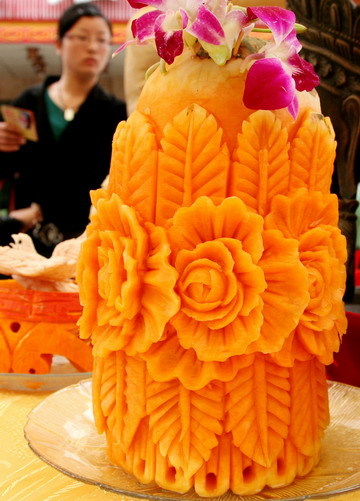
[77,33,347,497]
[0,280,93,374]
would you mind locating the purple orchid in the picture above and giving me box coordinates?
[242,6,319,117]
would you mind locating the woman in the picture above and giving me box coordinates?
[0,2,126,255]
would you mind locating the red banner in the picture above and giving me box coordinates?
[0,20,127,43]
[0,0,135,23]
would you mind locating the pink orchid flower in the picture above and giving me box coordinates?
[189,0,254,65]
[121,0,229,65]
[242,6,319,118]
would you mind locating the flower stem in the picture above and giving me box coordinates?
[233,31,245,57]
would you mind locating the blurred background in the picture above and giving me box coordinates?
[0,0,136,103]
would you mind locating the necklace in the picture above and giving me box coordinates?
[57,83,76,121]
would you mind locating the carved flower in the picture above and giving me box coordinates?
[265,189,347,364]
[77,189,180,356]
[160,196,308,363]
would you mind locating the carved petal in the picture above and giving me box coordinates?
[142,326,254,390]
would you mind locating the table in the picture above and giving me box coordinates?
[0,387,359,501]
[0,388,121,500]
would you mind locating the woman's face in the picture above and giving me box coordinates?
[57,16,112,79]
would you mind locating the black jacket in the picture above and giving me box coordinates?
[0,76,126,243]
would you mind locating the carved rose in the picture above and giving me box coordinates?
[77,190,180,356]
[265,189,347,364]
[165,196,308,362]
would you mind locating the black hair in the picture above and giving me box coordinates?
[57,2,112,39]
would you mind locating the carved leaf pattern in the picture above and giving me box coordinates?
[225,353,290,467]
[121,354,147,451]
[92,351,147,452]
[288,112,336,193]
[147,378,224,477]
[229,110,290,217]
[156,104,230,225]
[121,418,157,485]
[92,353,115,434]
[194,432,233,497]
[108,111,158,223]
[289,358,329,456]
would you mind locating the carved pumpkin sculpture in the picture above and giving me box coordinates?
[77,3,347,496]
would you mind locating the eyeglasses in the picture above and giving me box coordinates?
[64,33,112,48]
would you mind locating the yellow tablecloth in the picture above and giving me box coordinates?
[0,387,359,501]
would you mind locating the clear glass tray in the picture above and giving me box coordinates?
[0,356,91,392]
[24,379,360,500]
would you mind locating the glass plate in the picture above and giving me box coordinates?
[24,380,360,501]
[0,356,91,392]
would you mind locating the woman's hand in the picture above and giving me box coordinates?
[0,122,26,152]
